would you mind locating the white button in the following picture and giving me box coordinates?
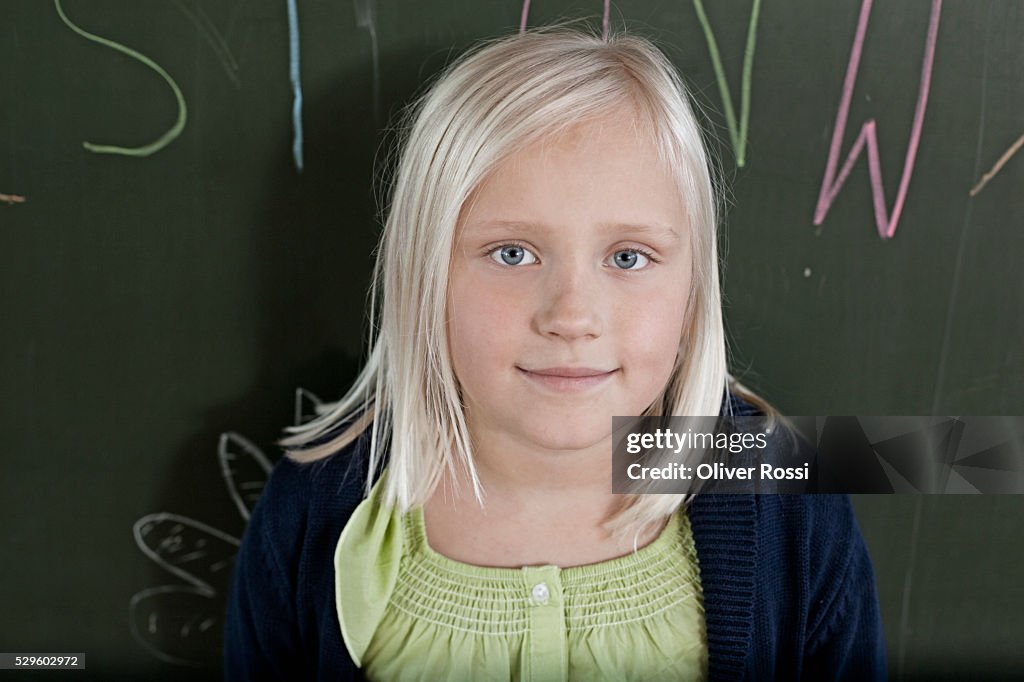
[531,582,549,603]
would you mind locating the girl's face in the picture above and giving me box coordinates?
[448,108,693,456]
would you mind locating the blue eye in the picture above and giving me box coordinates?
[489,244,538,266]
[610,249,651,270]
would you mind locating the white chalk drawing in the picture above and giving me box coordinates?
[294,386,325,425]
[131,388,324,667]
[130,514,242,667]
[219,431,273,521]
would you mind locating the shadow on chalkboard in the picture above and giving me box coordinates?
[124,42,459,679]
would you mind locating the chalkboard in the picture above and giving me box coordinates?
[1,1,1021,680]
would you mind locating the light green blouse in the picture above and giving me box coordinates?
[335,474,707,681]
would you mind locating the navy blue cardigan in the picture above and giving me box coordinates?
[224,401,887,681]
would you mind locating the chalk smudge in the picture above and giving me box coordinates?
[354,0,381,126]
[171,0,241,88]
[520,0,613,39]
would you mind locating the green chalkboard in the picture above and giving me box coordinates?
[1,0,1021,679]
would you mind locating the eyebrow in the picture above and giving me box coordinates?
[467,220,680,239]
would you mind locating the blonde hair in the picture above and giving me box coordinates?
[278,22,776,539]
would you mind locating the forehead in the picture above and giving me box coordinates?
[458,109,687,234]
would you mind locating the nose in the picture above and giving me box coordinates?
[533,259,603,341]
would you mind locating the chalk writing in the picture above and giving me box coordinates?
[970,131,1024,197]
[692,0,761,168]
[287,0,304,172]
[1,193,26,205]
[813,0,943,240]
[54,0,187,157]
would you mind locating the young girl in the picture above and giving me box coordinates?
[224,24,886,681]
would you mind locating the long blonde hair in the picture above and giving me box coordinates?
[277,22,775,538]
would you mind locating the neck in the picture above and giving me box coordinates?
[443,422,619,523]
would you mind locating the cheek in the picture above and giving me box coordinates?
[621,300,686,365]
[447,273,525,384]
[615,278,690,388]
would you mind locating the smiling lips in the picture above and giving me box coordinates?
[517,366,618,392]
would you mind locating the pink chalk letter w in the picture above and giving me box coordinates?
[814,0,942,240]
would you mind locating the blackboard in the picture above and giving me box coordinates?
[1,1,1021,679]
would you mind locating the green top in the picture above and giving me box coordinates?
[335,473,707,681]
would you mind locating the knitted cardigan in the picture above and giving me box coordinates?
[224,399,887,681]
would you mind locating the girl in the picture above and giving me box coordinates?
[224,24,886,681]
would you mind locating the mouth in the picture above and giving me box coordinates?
[516,366,619,392]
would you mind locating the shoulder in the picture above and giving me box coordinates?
[234,428,374,615]
[246,433,374,631]
[225,431,373,679]
[251,433,372,557]
[722,389,764,417]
